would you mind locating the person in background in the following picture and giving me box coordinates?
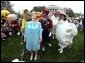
[79,18,83,31]
[23,9,31,21]
[51,10,60,39]
[82,18,84,30]
[39,9,53,51]
[20,15,27,44]
[73,19,79,28]
[1,16,9,37]
[24,12,42,61]
[37,12,43,21]
[11,19,20,35]
[56,11,67,28]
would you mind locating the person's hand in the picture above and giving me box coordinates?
[39,37,42,44]
[49,32,51,37]
[12,25,14,27]
[24,37,26,43]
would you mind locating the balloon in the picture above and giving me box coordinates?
[1,10,10,17]
[7,14,17,21]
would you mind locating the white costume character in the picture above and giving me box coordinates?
[56,20,78,53]
[55,11,78,53]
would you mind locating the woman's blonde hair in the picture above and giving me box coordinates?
[31,11,38,20]
[31,11,37,15]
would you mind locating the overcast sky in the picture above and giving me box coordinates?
[10,1,84,14]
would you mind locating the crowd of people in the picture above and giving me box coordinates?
[1,8,84,61]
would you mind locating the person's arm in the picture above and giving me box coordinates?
[39,22,43,43]
[24,22,28,42]
[21,19,25,29]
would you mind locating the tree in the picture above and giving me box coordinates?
[66,8,74,18]
[74,13,84,18]
[30,6,45,12]
[1,1,15,13]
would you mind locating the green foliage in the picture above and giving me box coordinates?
[74,13,84,18]
[1,1,15,13]
[67,8,74,17]
[30,6,45,12]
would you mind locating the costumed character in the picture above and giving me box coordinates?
[39,9,53,51]
[7,14,20,35]
[56,11,78,53]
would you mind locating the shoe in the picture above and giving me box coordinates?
[42,47,45,51]
[30,55,33,61]
[59,50,63,53]
[69,45,72,48]
[52,36,54,39]
[20,43,23,45]
[2,39,5,40]
[58,49,61,51]
[49,32,51,37]
[17,32,20,35]
[80,30,82,31]
[48,43,52,47]
[34,55,37,61]
[9,32,12,35]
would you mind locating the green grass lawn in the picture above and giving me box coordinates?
[1,30,84,62]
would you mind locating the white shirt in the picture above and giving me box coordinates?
[51,15,59,25]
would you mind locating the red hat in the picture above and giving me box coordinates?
[42,9,49,15]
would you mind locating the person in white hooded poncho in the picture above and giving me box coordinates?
[56,11,78,53]
[51,10,60,39]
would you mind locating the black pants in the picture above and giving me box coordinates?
[42,30,50,44]
[12,29,18,35]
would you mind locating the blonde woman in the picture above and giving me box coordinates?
[24,12,43,61]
